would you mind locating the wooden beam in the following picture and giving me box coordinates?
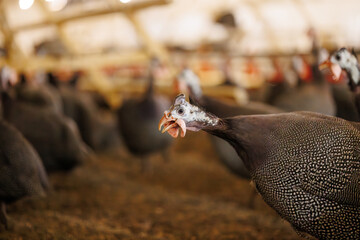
[125,10,177,82]
[19,51,148,71]
[0,1,27,65]
[12,0,171,33]
[36,0,80,55]
[126,11,169,61]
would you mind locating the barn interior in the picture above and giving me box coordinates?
[0,0,359,239]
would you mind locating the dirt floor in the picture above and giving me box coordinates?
[0,132,301,240]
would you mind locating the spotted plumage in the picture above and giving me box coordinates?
[160,95,360,240]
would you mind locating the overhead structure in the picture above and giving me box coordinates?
[0,0,173,103]
[0,0,359,101]
[0,0,172,71]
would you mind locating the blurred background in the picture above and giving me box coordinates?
[2,0,360,101]
[0,0,359,239]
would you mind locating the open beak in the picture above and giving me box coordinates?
[319,59,331,71]
[158,111,187,138]
[319,59,342,81]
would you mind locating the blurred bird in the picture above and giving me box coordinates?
[266,30,336,116]
[2,73,89,172]
[15,73,63,114]
[117,59,173,170]
[321,48,360,118]
[48,72,121,151]
[0,71,49,229]
[266,55,336,116]
[312,48,360,122]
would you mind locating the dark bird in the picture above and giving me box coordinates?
[47,72,97,149]
[88,91,122,151]
[330,80,360,121]
[160,94,360,240]
[48,72,120,151]
[315,48,360,122]
[321,48,360,118]
[176,69,282,179]
[267,55,336,116]
[266,30,335,116]
[2,75,89,172]
[14,73,63,114]
[118,59,173,170]
[0,76,49,229]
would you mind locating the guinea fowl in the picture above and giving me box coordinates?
[89,91,122,151]
[14,73,63,114]
[47,72,96,148]
[317,49,360,121]
[118,60,173,169]
[177,69,282,178]
[2,76,89,172]
[265,30,335,115]
[160,94,360,240]
[330,80,360,121]
[0,78,49,229]
[48,72,120,151]
[321,48,360,117]
[267,55,336,116]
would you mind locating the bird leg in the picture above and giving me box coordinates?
[0,202,8,230]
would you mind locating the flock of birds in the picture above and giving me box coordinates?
[0,46,359,240]
[0,71,121,229]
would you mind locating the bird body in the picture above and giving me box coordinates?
[267,60,336,116]
[0,120,49,202]
[119,95,172,156]
[48,74,121,151]
[0,118,49,229]
[56,84,98,149]
[217,113,360,239]
[160,94,360,239]
[15,81,63,114]
[118,61,173,166]
[331,82,360,121]
[3,92,88,172]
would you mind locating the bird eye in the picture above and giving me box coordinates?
[177,108,184,115]
[335,54,341,61]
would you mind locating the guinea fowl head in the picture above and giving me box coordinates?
[158,94,219,138]
[330,48,358,70]
[175,69,203,99]
[319,48,357,81]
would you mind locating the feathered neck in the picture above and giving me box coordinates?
[188,80,202,100]
[143,72,155,100]
[183,103,220,131]
[346,65,360,86]
[203,117,268,173]
[182,69,203,99]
